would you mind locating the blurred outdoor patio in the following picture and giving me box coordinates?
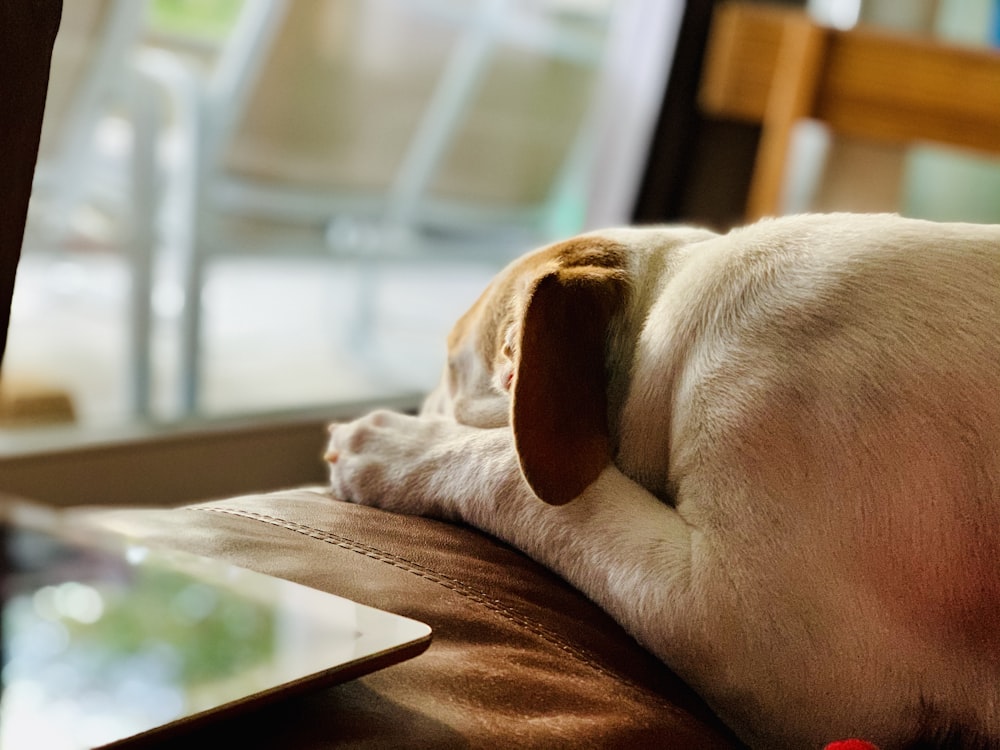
[5,0,679,435]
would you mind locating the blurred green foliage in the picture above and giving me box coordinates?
[66,566,275,685]
[149,0,245,40]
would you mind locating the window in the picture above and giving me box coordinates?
[6,0,680,438]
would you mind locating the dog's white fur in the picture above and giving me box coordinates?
[326,214,1000,748]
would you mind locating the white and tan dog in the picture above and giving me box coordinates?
[326,213,1000,748]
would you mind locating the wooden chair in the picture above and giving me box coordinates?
[698,1,1000,221]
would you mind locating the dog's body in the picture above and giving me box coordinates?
[326,214,1000,748]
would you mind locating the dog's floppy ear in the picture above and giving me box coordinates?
[511,263,626,505]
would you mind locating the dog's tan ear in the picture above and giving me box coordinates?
[511,265,626,505]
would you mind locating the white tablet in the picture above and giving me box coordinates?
[0,501,432,750]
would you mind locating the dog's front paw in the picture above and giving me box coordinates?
[325,410,427,511]
[325,409,486,519]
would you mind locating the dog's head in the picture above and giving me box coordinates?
[424,226,719,504]
[422,235,631,505]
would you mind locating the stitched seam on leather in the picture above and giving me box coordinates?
[190,505,673,703]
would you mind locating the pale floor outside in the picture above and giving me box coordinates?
[4,248,500,430]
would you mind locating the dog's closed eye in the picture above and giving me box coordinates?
[495,331,518,392]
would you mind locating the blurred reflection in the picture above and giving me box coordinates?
[0,506,429,750]
[2,526,274,750]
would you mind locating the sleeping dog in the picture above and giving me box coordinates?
[326,213,1000,748]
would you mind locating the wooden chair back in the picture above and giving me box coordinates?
[699,2,1000,220]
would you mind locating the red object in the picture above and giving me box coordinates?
[825,741,879,750]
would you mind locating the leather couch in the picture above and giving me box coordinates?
[2,3,742,747]
[95,490,743,748]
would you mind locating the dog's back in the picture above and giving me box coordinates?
[618,214,1000,746]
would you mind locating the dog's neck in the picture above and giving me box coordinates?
[604,240,688,501]
[601,227,720,502]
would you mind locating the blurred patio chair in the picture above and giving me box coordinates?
[173,0,626,414]
[29,0,146,244]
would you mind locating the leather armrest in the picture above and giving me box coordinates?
[87,489,742,748]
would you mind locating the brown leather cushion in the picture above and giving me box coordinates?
[87,489,743,748]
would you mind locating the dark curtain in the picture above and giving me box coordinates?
[632,0,805,231]
[0,0,62,369]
